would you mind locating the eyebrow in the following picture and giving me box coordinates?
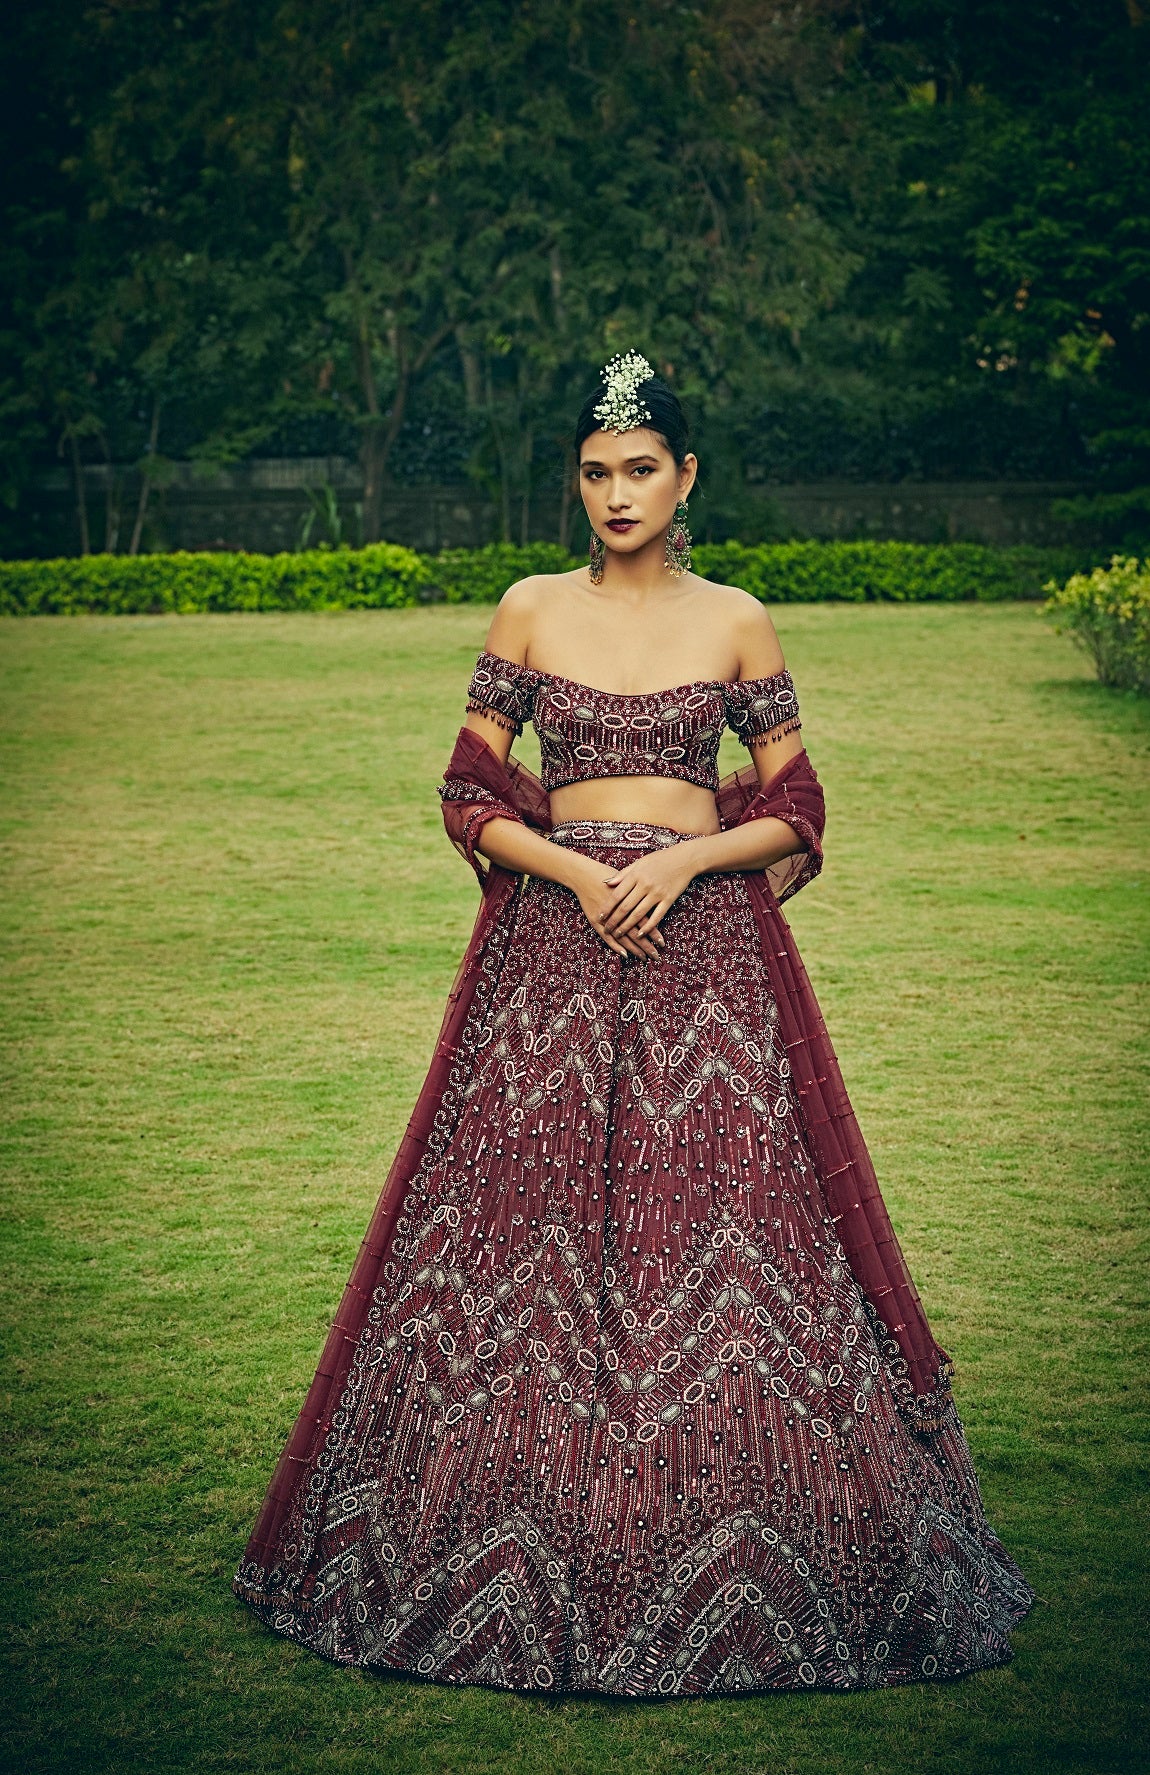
[580,454,659,468]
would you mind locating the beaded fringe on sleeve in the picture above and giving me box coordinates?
[724,671,804,754]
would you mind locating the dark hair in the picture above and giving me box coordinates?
[574,373,691,465]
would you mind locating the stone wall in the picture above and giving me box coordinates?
[19,457,1090,556]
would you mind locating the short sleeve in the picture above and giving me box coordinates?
[724,670,802,748]
[465,650,538,736]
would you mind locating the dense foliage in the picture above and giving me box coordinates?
[2,1,1146,557]
[1045,555,1150,695]
[0,540,1089,615]
[0,545,430,616]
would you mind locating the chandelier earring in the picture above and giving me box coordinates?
[664,499,692,577]
[588,530,606,585]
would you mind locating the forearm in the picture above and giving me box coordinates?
[681,815,805,878]
[474,815,591,892]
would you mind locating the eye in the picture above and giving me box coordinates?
[632,465,654,476]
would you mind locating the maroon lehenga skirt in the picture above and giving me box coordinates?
[233,818,1034,1696]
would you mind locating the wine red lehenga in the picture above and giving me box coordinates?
[233,650,1034,1697]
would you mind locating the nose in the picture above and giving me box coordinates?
[607,477,632,511]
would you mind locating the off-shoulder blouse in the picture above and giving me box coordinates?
[465,650,802,794]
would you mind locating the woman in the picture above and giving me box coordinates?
[234,351,1034,1696]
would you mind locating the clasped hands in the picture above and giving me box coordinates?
[569,842,702,960]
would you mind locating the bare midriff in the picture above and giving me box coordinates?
[548,774,722,836]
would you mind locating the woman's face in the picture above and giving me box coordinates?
[578,427,697,562]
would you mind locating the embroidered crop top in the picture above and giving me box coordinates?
[465,650,802,794]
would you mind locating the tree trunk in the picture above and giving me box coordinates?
[346,249,389,544]
[66,429,90,556]
[485,359,513,543]
[362,368,416,543]
[558,447,573,550]
[457,334,482,409]
[128,396,162,557]
[361,323,454,541]
[100,435,121,553]
[549,245,565,327]
[520,425,533,546]
[105,475,122,555]
[360,419,387,544]
[356,336,385,543]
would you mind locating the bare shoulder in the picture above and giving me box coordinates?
[694,578,786,678]
[483,568,588,664]
[481,574,549,665]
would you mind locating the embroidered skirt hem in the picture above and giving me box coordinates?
[233,821,1035,1695]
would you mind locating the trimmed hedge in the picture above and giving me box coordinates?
[0,538,1092,615]
[1044,554,1150,695]
[692,540,1088,603]
[0,543,431,615]
[424,542,581,603]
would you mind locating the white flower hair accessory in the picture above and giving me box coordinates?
[593,350,654,433]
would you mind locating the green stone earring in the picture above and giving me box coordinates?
[665,500,692,577]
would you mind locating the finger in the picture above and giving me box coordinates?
[635,900,671,937]
[602,885,648,932]
[604,874,646,904]
[613,893,660,937]
[585,908,626,954]
[613,899,658,938]
[611,917,654,958]
[598,879,637,919]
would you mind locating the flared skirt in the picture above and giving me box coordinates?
[234,819,1034,1695]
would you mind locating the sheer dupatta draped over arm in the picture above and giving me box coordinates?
[440,724,551,881]
[716,753,824,903]
[720,750,953,1422]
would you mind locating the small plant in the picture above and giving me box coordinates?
[1043,554,1150,695]
[298,482,358,551]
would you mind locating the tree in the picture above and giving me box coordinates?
[1,0,1144,555]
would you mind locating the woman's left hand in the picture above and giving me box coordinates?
[601,842,703,946]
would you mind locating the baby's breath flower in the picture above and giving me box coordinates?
[593,350,654,433]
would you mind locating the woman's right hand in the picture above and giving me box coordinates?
[565,854,665,961]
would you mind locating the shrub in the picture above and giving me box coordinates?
[0,544,431,615]
[423,539,1082,605]
[692,540,1085,604]
[0,538,1093,615]
[424,542,581,604]
[1043,554,1150,694]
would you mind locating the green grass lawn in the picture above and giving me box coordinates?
[1,604,1147,1775]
